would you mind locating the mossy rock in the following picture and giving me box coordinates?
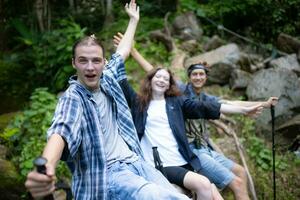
[0,158,25,199]
[0,112,18,132]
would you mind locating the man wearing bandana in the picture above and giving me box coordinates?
[181,63,249,200]
[179,63,277,200]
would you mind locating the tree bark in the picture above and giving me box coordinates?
[45,0,51,31]
[0,0,5,51]
[104,0,113,26]
[68,0,75,14]
[35,0,44,32]
[35,0,51,32]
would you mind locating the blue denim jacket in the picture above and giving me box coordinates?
[119,78,221,172]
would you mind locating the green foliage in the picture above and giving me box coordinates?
[136,40,171,66]
[136,17,164,38]
[0,59,30,112]
[239,115,256,137]
[178,0,199,13]
[10,18,38,46]
[231,115,300,199]
[177,0,300,42]
[250,151,300,200]
[247,136,288,171]
[124,0,177,17]
[233,115,288,171]
[11,19,86,92]
[0,88,70,180]
[32,19,86,91]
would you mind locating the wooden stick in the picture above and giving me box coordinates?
[209,119,258,200]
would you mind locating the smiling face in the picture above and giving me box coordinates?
[151,69,170,96]
[72,44,105,91]
[189,68,207,90]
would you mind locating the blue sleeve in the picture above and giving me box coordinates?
[103,53,126,82]
[176,80,187,93]
[181,96,221,120]
[118,79,137,109]
[203,93,220,103]
[47,94,82,159]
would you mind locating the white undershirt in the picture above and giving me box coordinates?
[140,99,187,167]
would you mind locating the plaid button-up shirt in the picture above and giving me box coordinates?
[47,53,144,200]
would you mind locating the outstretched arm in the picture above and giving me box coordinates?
[220,97,278,108]
[114,32,154,72]
[220,103,264,118]
[116,0,140,60]
[25,134,65,198]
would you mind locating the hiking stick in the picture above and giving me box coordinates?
[34,157,55,200]
[271,105,276,200]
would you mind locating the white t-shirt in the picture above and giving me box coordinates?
[140,99,187,167]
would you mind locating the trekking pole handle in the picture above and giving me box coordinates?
[33,157,54,200]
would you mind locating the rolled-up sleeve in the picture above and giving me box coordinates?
[104,53,126,81]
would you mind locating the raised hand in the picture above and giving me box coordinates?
[125,0,139,21]
[113,32,124,48]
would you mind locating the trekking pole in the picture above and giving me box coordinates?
[152,146,167,177]
[270,105,276,200]
[33,157,55,200]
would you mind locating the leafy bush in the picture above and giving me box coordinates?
[233,115,288,171]
[0,59,29,112]
[247,136,288,171]
[179,0,300,43]
[0,88,70,180]
[11,19,86,92]
[31,19,86,91]
[231,115,300,199]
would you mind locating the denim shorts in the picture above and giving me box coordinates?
[190,143,235,189]
[107,158,190,200]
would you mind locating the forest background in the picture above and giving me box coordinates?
[0,0,299,199]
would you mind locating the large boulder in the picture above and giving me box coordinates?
[172,12,203,41]
[246,68,300,139]
[276,114,300,140]
[184,43,241,85]
[203,35,225,51]
[277,33,300,54]
[269,54,300,76]
[230,69,253,90]
[0,145,25,200]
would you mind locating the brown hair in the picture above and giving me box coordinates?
[72,34,105,59]
[137,67,181,110]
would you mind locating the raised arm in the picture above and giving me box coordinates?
[116,0,140,60]
[113,32,154,72]
[130,46,154,72]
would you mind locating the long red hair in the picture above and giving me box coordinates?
[137,67,181,110]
